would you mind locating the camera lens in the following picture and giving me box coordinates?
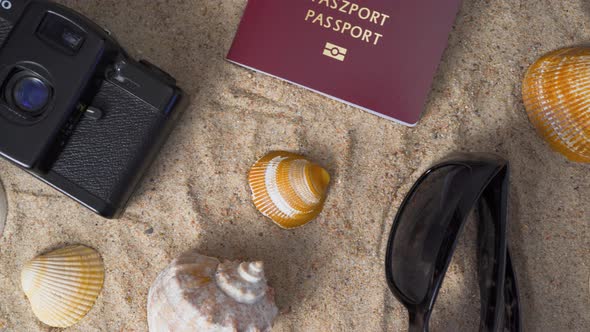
[12,76,51,113]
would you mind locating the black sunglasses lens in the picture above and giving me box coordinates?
[387,165,470,304]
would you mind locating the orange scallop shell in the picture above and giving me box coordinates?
[248,152,330,229]
[522,47,590,163]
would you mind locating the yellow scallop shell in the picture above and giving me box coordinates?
[248,152,331,229]
[21,245,105,328]
[522,47,590,163]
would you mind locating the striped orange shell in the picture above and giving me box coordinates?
[522,47,590,163]
[248,152,331,229]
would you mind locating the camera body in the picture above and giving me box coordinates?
[0,1,187,218]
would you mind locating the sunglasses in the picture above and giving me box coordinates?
[385,153,521,332]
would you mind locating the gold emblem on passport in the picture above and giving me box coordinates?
[323,42,347,61]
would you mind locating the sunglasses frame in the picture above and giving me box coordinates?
[385,153,521,332]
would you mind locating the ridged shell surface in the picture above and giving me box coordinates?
[148,250,278,332]
[522,47,590,163]
[248,151,331,229]
[0,180,6,239]
[21,245,105,328]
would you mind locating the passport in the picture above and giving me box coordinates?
[227,0,461,126]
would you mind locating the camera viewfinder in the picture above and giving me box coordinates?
[37,13,86,54]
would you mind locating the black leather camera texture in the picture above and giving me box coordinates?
[51,81,167,205]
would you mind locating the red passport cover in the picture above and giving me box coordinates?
[227,0,461,126]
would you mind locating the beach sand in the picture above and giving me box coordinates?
[0,1,588,331]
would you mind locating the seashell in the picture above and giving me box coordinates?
[21,245,105,328]
[148,250,278,332]
[0,180,6,239]
[522,47,590,163]
[248,151,331,229]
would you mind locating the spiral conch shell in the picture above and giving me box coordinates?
[21,245,105,328]
[148,250,278,332]
[522,47,590,163]
[0,180,6,239]
[248,151,331,229]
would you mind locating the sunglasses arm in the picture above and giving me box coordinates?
[476,166,509,331]
[409,311,429,332]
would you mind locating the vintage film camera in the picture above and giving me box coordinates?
[0,0,188,218]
